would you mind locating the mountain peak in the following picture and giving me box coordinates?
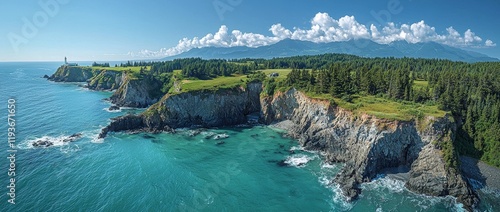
[164,40,499,62]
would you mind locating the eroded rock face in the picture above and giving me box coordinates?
[98,115,146,139]
[146,83,262,128]
[99,83,262,138]
[108,75,163,108]
[87,70,123,90]
[260,89,476,210]
[48,66,95,82]
[407,144,477,210]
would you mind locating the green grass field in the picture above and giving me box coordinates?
[305,92,446,121]
[172,69,293,93]
[176,75,247,93]
[81,66,151,79]
[87,66,150,72]
[261,69,293,80]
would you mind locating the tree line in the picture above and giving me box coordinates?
[276,57,499,167]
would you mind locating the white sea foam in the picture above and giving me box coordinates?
[201,132,216,139]
[91,137,104,144]
[289,145,319,154]
[361,174,405,193]
[315,161,353,211]
[120,107,138,110]
[22,135,72,149]
[74,83,91,90]
[289,145,305,152]
[330,183,354,211]
[59,144,81,154]
[321,162,337,169]
[103,107,122,113]
[87,129,104,143]
[213,133,229,140]
[21,129,101,149]
[284,154,318,168]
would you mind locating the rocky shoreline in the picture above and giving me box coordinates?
[49,66,482,211]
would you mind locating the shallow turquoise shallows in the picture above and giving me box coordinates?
[0,62,498,211]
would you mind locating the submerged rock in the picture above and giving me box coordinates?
[32,133,82,148]
[109,105,120,111]
[187,129,202,137]
[32,139,53,147]
[276,160,289,167]
[213,134,229,140]
[142,134,155,139]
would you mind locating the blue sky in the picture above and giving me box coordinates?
[1,0,499,61]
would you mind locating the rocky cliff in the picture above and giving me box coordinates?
[260,89,476,210]
[87,70,123,90]
[99,83,262,138]
[108,75,163,108]
[99,86,477,210]
[48,66,96,82]
[49,66,121,90]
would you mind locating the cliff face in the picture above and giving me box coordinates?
[49,66,96,82]
[260,89,476,210]
[49,66,121,90]
[87,70,123,90]
[99,83,262,138]
[99,86,476,210]
[108,75,163,108]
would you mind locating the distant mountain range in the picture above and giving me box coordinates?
[163,39,499,62]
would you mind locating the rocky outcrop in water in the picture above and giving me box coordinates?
[98,115,147,139]
[48,66,96,82]
[32,133,82,147]
[98,83,262,138]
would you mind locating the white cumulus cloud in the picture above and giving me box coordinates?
[133,12,495,58]
[485,39,496,47]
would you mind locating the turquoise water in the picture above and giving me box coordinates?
[0,62,498,211]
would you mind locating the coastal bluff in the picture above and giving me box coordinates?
[48,65,163,108]
[97,83,477,210]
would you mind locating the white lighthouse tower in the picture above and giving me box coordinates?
[64,57,78,66]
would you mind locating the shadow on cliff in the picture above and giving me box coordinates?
[460,156,487,190]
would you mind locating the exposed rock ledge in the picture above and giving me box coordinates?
[99,86,477,210]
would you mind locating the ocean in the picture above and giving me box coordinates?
[0,62,498,211]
